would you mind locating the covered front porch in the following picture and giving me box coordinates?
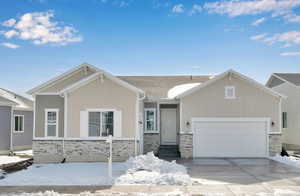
[142,99,181,158]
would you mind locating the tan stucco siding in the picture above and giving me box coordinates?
[40,68,95,93]
[181,75,280,133]
[273,83,300,145]
[67,76,137,138]
[35,95,64,137]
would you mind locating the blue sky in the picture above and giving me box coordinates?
[0,0,300,96]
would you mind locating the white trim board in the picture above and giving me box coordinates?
[33,137,138,141]
[27,63,99,95]
[59,69,144,95]
[176,69,286,99]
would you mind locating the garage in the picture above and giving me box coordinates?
[192,118,269,158]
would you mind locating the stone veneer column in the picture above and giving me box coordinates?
[143,133,160,154]
[269,133,282,156]
[179,133,193,158]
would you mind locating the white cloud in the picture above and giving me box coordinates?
[1,11,82,46]
[250,33,268,40]
[3,30,19,38]
[251,17,266,26]
[0,42,20,49]
[280,51,300,56]
[204,0,300,17]
[172,4,184,13]
[283,13,300,23]
[189,4,202,15]
[252,31,300,47]
[2,18,16,27]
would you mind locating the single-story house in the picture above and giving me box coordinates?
[0,88,33,154]
[266,73,300,150]
[27,63,284,163]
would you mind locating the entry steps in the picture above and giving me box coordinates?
[158,145,180,158]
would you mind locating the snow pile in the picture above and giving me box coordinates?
[270,155,300,169]
[167,83,201,99]
[115,152,192,185]
[0,155,27,165]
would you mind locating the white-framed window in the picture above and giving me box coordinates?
[45,109,59,137]
[282,112,287,129]
[225,86,236,99]
[14,115,24,132]
[88,111,114,137]
[144,108,156,132]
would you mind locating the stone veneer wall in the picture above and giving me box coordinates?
[269,134,282,156]
[282,143,300,151]
[143,133,160,154]
[179,133,282,158]
[179,133,193,158]
[33,139,137,163]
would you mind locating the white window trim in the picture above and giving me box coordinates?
[87,109,115,137]
[45,108,59,138]
[144,108,157,132]
[225,86,236,99]
[14,114,24,133]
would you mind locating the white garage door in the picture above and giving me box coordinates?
[192,118,269,157]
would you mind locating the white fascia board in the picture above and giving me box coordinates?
[26,63,99,95]
[59,72,102,94]
[176,69,286,99]
[59,70,144,95]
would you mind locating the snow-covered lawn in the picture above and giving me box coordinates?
[0,162,126,186]
[0,156,28,166]
[270,155,300,169]
[0,152,192,186]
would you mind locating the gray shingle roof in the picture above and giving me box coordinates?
[274,73,300,86]
[118,75,212,99]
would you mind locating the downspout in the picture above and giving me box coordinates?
[9,106,14,155]
[136,92,146,156]
[59,92,67,163]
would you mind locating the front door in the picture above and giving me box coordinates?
[160,108,177,145]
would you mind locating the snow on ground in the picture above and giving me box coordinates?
[270,155,300,169]
[0,156,27,165]
[0,190,191,196]
[0,152,191,186]
[0,162,127,186]
[14,150,33,157]
[115,152,192,185]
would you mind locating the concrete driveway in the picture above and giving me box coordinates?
[176,158,300,195]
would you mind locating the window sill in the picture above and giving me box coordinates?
[13,131,24,133]
[144,131,159,134]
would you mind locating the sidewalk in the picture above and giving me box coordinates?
[1,185,300,195]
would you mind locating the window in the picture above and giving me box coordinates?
[45,109,58,137]
[145,108,156,132]
[282,112,287,128]
[225,86,236,99]
[14,115,24,132]
[88,111,114,137]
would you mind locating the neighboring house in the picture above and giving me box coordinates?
[27,63,284,163]
[0,88,33,154]
[266,73,300,150]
